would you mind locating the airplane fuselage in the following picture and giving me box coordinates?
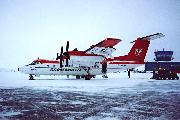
[19,60,144,76]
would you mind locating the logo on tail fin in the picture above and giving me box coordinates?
[135,48,143,57]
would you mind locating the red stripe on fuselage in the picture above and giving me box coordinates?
[68,51,104,57]
[108,62,145,64]
[34,59,60,64]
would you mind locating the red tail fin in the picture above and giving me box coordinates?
[113,33,165,62]
[126,38,150,61]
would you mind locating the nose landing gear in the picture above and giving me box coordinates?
[29,75,34,80]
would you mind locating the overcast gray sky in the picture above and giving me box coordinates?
[0,0,180,69]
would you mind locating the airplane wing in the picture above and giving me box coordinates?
[83,38,121,53]
[83,38,121,57]
[95,38,122,47]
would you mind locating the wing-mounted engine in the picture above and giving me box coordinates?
[68,54,104,67]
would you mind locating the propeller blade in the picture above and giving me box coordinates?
[60,46,63,68]
[66,41,69,67]
[56,46,64,68]
[66,41,69,52]
[61,46,63,55]
[56,53,59,60]
[66,41,69,77]
[60,59,63,68]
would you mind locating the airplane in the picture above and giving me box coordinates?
[18,33,165,80]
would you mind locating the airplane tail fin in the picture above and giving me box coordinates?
[114,33,165,62]
[126,38,150,61]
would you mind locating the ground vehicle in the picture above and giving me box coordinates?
[151,69,179,80]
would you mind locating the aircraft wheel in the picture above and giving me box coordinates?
[81,76,85,78]
[85,76,91,80]
[76,75,80,79]
[156,77,159,80]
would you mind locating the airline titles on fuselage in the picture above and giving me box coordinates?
[50,67,82,72]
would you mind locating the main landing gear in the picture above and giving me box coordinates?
[85,67,91,80]
[85,75,91,80]
[80,67,92,80]
[76,75,96,80]
[29,74,34,80]
[76,67,94,80]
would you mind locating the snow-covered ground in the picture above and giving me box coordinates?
[0,71,180,119]
[0,71,152,87]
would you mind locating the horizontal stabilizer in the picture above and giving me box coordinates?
[131,33,165,43]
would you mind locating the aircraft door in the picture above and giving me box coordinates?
[102,61,107,74]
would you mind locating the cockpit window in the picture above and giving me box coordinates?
[30,61,37,65]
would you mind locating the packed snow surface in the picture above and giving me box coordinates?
[0,72,180,119]
[1,72,152,87]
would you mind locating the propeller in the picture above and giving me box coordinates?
[56,46,64,68]
[63,41,70,67]
[56,41,70,69]
[64,41,70,78]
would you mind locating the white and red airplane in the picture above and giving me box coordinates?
[18,33,165,80]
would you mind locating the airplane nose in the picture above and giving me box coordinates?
[18,67,24,73]
[18,66,29,74]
